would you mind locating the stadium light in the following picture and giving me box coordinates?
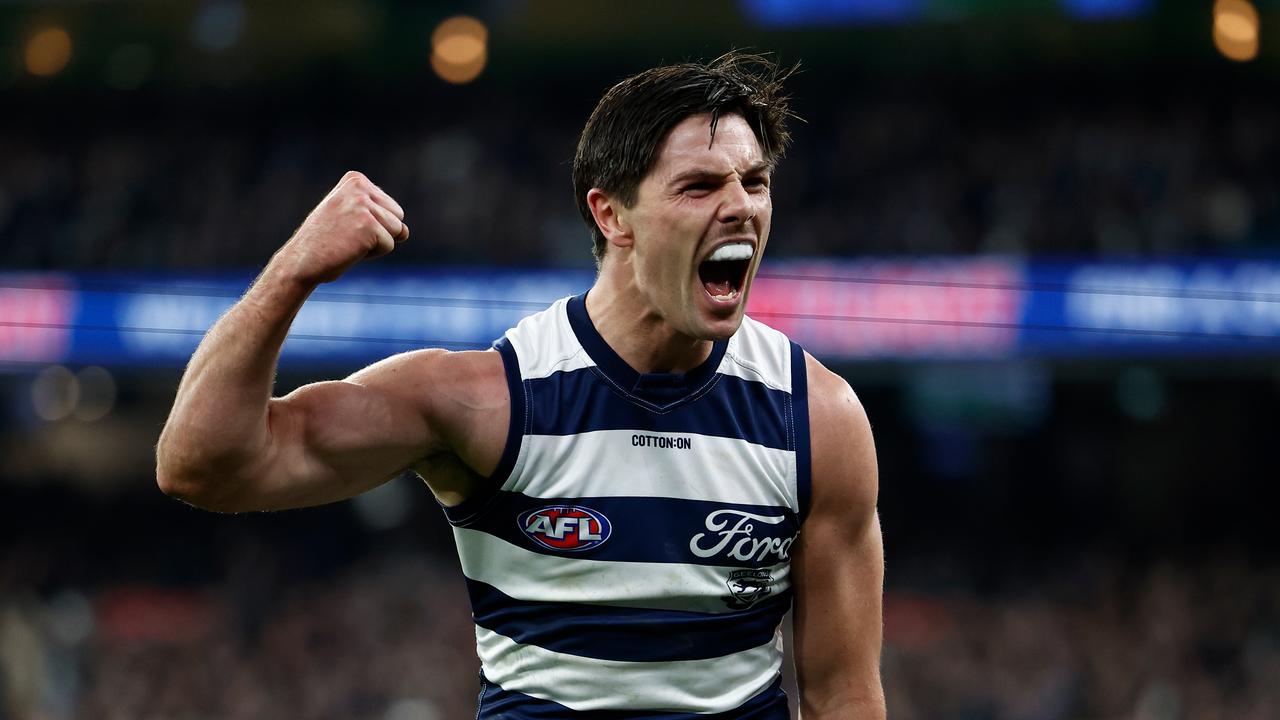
[24,27,72,77]
[74,366,117,422]
[1213,0,1259,62]
[31,365,78,421]
[431,15,487,85]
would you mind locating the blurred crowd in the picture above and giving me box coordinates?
[74,558,481,720]
[1,522,484,720]
[3,67,1279,720]
[884,555,1280,720]
[2,84,1278,272]
[1,369,1276,719]
[3,530,1278,720]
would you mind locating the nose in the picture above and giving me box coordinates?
[717,179,755,227]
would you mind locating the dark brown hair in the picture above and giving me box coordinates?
[572,51,797,265]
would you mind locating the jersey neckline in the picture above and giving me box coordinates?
[565,292,729,408]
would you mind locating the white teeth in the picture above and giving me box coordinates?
[710,289,740,302]
[707,242,753,262]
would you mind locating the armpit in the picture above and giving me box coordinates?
[412,451,489,508]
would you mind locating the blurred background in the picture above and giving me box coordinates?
[2,0,1280,718]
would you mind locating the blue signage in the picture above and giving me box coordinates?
[1,259,1277,368]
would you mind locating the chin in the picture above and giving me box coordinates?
[695,311,745,342]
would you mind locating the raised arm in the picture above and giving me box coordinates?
[155,171,505,513]
[792,353,886,719]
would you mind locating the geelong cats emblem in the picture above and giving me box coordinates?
[723,569,774,609]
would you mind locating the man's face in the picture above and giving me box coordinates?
[621,112,773,342]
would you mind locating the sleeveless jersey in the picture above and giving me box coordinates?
[442,293,812,718]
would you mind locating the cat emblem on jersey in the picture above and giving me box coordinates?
[723,568,774,609]
[518,505,612,552]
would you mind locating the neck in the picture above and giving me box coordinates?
[586,255,713,375]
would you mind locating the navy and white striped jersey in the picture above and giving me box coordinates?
[442,292,811,718]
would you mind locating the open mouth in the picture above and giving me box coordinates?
[697,242,753,303]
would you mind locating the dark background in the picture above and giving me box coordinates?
[2,2,1279,718]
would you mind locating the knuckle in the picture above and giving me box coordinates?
[342,176,371,195]
[339,194,370,215]
[348,212,373,234]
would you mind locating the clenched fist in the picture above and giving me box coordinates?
[275,171,410,286]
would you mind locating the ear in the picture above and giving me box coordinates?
[586,188,634,250]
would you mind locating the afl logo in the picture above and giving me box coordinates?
[518,505,612,552]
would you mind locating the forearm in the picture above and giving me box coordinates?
[800,693,886,720]
[156,258,313,497]
[156,171,409,508]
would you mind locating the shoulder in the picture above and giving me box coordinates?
[500,297,581,378]
[803,352,867,437]
[733,315,791,362]
[347,348,509,451]
[348,347,505,400]
[720,315,794,390]
[803,351,878,520]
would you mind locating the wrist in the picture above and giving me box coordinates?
[243,257,317,321]
[264,244,325,290]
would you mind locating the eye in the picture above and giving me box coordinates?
[744,176,770,191]
[682,182,714,197]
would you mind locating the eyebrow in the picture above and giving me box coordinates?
[668,161,773,188]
